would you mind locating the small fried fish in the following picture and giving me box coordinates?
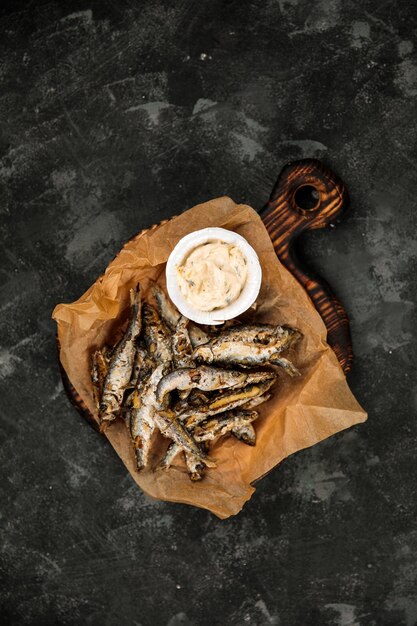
[242,392,271,409]
[269,355,300,376]
[232,423,256,445]
[91,349,109,412]
[156,366,275,408]
[123,347,154,420]
[184,452,205,481]
[193,326,301,373]
[161,409,258,478]
[180,378,276,429]
[100,285,142,426]
[193,410,259,442]
[151,280,181,328]
[172,315,195,400]
[188,325,210,348]
[154,409,215,467]
[129,364,165,470]
[159,441,181,469]
[151,281,209,347]
[142,303,173,364]
[159,442,207,481]
[201,324,295,344]
[128,346,152,389]
[101,345,114,362]
[172,316,194,368]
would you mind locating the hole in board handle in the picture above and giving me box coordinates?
[294,185,320,211]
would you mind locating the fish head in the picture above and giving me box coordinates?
[193,346,213,363]
[99,395,119,418]
[142,303,160,326]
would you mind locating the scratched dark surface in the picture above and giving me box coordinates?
[1,1,417,625]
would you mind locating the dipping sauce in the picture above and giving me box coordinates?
[176,240,248,311]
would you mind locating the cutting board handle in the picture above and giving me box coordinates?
[260,158,353,374]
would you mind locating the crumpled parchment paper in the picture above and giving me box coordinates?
[52,197,367,519]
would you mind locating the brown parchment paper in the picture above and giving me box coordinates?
[52,197,367,519]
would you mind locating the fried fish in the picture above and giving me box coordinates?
[193,325,301,374]
[99,285,142,426]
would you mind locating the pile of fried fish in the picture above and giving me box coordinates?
[91,282,301,481]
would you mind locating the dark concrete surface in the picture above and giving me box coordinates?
[1,1,417,624]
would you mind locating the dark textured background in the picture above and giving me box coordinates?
[1,1,417,624]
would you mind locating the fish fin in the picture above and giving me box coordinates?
[269,356,300,376]
[202,455,216,469]
[232,424,256,446]
[134,428,154,471]
[129,284,142,326]
[135,446,146,471]
[184,451,206,481]
[130,283,141,305]
[99,420,112,434]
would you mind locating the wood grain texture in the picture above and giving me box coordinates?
[260,158,353,374]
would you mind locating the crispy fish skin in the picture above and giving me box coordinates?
[129,357,215,470]
[128,346,152,389]
[129,395,154,471]
[202,324,297,344]
[242,392,272,409]
[164,379,274,466]
[193,410,259,442]
[232,423,256,445]
[129,364,165,470]
[172,315,195,400]
[130,362,214,471]
[188,325,210,348]
[187,389,210,406]
[172,316,194,369]
[173,389,210,415]
[123,347,154,416]
[151,281,209,347]
[91,349,109,411]
[156,366,275,408]
[100,285,142,425]
[101,345,114,362]
[159,442,206,481]
[174,383,274,420]
[184,452,205,481]
[161,409,258,478]
[180,378,276,429]
[269,355,300,376]
[98,281,295,479]
[193,327,301,372]
[151,281,181,328]
[157,366,245,408]
[142,303,173,364]
[159,441,181,469]
[154,409,215,467]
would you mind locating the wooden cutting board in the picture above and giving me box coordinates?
[260,158,352,374]
[58,158,353,428]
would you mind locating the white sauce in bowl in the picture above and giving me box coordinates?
[176,241,248,311]
[166,227,262,325]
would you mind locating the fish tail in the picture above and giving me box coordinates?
[99,420,110,434]
[130,283,141,311]
[128,284,142,337]
[270,356,300,376]
[201,454,216,468]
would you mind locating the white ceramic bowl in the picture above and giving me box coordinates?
[166,227,262,325]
